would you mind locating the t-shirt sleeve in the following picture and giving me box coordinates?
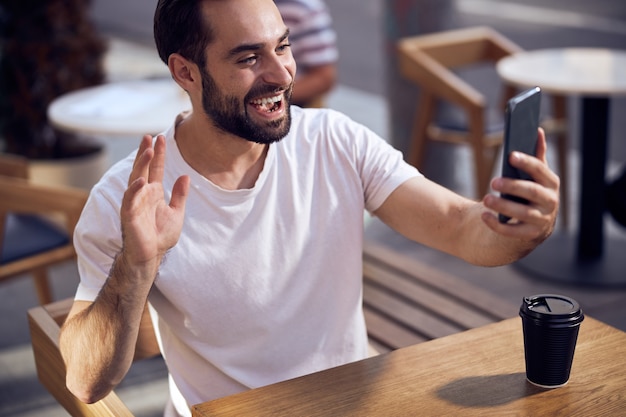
[325,109,422,213]
[72,167,128,302]
[361,136,422,213]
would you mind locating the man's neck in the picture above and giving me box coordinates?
[174,112,269,190]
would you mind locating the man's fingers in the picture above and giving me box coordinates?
[535,127,548,163]
[148,135,167,184]
[121,176,147,217]
[507,150,559,191]
[129,135,154,186]
[131,135,153,172]
[170,175,190,212]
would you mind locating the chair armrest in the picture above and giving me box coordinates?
[0,176,88,217]
[28,301,134,417]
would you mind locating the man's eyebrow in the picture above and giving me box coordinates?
[227,28,290,58]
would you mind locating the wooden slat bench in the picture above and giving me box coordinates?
[363,241,517,353]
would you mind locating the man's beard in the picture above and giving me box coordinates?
[200,67,292,144]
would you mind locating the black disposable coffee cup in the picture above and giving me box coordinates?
[519,294,584,388]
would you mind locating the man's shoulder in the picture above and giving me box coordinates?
[289,105,356,134]
[290,105,348,122]
[283,105,375,159]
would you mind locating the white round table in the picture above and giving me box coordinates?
[498,48,626,97]
[497,48,626,286]
[47,78,191,137]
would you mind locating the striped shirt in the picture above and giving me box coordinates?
[275,0,339,72]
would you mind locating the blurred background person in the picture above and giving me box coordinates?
[275,0,338,107]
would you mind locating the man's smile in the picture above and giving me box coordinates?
[250,93,284,113]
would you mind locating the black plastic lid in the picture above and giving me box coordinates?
[519,294,584,324]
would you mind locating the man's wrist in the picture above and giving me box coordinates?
[104,251,158,300]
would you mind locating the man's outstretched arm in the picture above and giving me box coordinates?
[376,128,559,267]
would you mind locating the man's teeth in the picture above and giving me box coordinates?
[251,95,282,105]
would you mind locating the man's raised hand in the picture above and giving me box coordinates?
[120,135,190,275]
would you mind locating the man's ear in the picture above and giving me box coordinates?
[168,53,199,90]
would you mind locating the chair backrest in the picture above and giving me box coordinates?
[396,26,523,197]
[28,298,161,417]
[0,152,90,304]
[397,26,522,112]
[0,154,28,253]
[0,175,86,229]
[0,153,29,179]
[0,175,88,282]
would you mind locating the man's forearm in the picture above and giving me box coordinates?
[60,253,156,403]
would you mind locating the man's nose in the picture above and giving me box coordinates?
[261,53,294,87]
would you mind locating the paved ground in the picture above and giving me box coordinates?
[2,1,625,416]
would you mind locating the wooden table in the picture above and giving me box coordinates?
[497,48,626,287]
[192,316,626,416]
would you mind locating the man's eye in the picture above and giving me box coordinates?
[277,43,291,53]
[239,56,257,65]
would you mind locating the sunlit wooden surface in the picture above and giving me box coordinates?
[193,316,625,416]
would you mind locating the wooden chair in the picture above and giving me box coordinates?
[397,26,569,223]
[0,154,88,304]
[0,152,30,178]
[28,298,160,417]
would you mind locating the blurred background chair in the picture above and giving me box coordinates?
[0,154,88,305]
[28,298,160,416]
[397,26,569,225]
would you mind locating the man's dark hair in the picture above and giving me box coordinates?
[154,0,214,68]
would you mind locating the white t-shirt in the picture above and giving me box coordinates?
[73,106,420,416]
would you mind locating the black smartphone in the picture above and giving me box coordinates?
[498,86,541,224]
